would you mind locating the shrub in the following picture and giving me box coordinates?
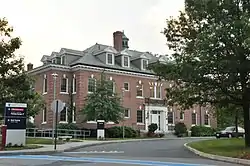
[159,133,165,137]
[190,126,215,137]
[106,126,137,138]
[174,122,187,137]
[57,123,79,130]
[148,123,158,133]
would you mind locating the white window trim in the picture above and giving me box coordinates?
[191,112,198,126]
[150,82,162,99]
[72,102,76,123]
[180,112,185,121]
[106,53,114,65]
[123,82,129,91]
[61,55,66,65]
[124,109,130,119]
[42,108,47,124]
[141,59,148,70]
[59,107,68,124]
[87,77,96,94]
[60,74,69,94]
[72,74,76,94]
[204,114,210,127]
[167,110,174,124]
[136,110,144,124]
[136,81,143,98]
[52,59,56,63]
[122,56,130,67]
[42,74,47,94]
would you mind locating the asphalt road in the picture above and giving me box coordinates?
[0,138,242,166]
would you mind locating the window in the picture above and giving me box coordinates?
[180,111,184,120]
[123,56,129,67]
[43,74,47,94]
[124,109,130,118]
[192,113,197,125]
[88,77,96,93]
[107,53,114,65]
[149,82,162,99]
[141,59,148,70]
[108,81,115,93]
[168,112,174,124]
[72,102,76,123]
[60,107,68,122]
[61,56,66,65]
[72,74,76,93]
[123,82,129,91]
[52,59,56,64]
[136,81,143,97]
[137,110,143,123]
[42,107,47,123]
[204,114,209,125]
[60,74,68,93]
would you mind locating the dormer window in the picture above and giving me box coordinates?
[61,56,66,65]
[106,53,114,65]
[141,59,148,70]
[123,56,130,67]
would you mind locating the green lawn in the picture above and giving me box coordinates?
[188,138,250,158]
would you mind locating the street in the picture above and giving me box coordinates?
[0,138,242,166]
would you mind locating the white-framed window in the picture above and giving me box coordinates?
[136,80,143,97]
[106,53,114,65]
[60,74,68,93]
[72,74,76,94]
[191,111,197,125]
[108,77,116,93]
[204,111,210,126]
[88,76,96,93]
[180,111,184,121]
[60,106,68,123]
[124,109,130,118]
[43,74,47,94]
[61,56,66,65]
[72,102,76,123]
[123,56,130,67]
[149,82,162,99]
[141,59,148,70]
[123,82,129,91]
[42,107,47,124]
[137,110,144,123]
[52,59,56,64]
[168,111,174,124]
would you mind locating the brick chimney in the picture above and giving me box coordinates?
[27,63,33,71]
[113,31,123,52]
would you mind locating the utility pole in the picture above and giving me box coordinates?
[51,73,58,140]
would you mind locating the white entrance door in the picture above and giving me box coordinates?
[151,111,161,131]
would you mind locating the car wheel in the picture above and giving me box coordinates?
[228,134,232,138]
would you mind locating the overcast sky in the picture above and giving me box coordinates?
[0,0,184,67]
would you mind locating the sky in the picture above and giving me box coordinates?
[0,0,184,67]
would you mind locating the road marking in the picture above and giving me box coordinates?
[63,151,124,154]
[0,155,217,166]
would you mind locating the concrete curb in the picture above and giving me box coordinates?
[184,142,250,165]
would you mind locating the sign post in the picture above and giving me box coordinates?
[51,99,64,150]
[4,103,27,147]
[97,120,105,140]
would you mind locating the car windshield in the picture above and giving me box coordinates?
[224,127,234,131]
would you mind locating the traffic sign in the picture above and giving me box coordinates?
[51,100,65,113]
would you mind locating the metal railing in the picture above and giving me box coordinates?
[26,128,91,139]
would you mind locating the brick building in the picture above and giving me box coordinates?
[27,31,217,132]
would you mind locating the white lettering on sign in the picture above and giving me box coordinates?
[5,103,27,108]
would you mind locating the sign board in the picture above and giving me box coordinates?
[51,100,65,113]
[97,120,105,130]
[4,102,27,130]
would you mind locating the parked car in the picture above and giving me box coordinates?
[215,126,245,138]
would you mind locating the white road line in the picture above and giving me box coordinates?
[64,151,125,154]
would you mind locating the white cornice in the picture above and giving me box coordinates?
[27,64,158,79]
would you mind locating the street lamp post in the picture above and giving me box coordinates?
[121,88,125,139]
[51,73,58,141]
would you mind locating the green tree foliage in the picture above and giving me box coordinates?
[0,17,44,117]
[149,0,250,146]
[81,71,124,123]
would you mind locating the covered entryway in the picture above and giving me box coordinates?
[151,110,161,131]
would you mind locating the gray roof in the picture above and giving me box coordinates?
[41,43,169,74]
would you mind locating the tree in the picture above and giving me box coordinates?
[150,0,250,146]
[81,71,124,123]
[0,17,44,118]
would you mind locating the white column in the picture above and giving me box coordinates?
[145,105,149,131]
[162,109,167,132]
[165,107,169,132]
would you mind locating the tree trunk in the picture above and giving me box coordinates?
[243,102,250,147]
[235,109,239,138]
